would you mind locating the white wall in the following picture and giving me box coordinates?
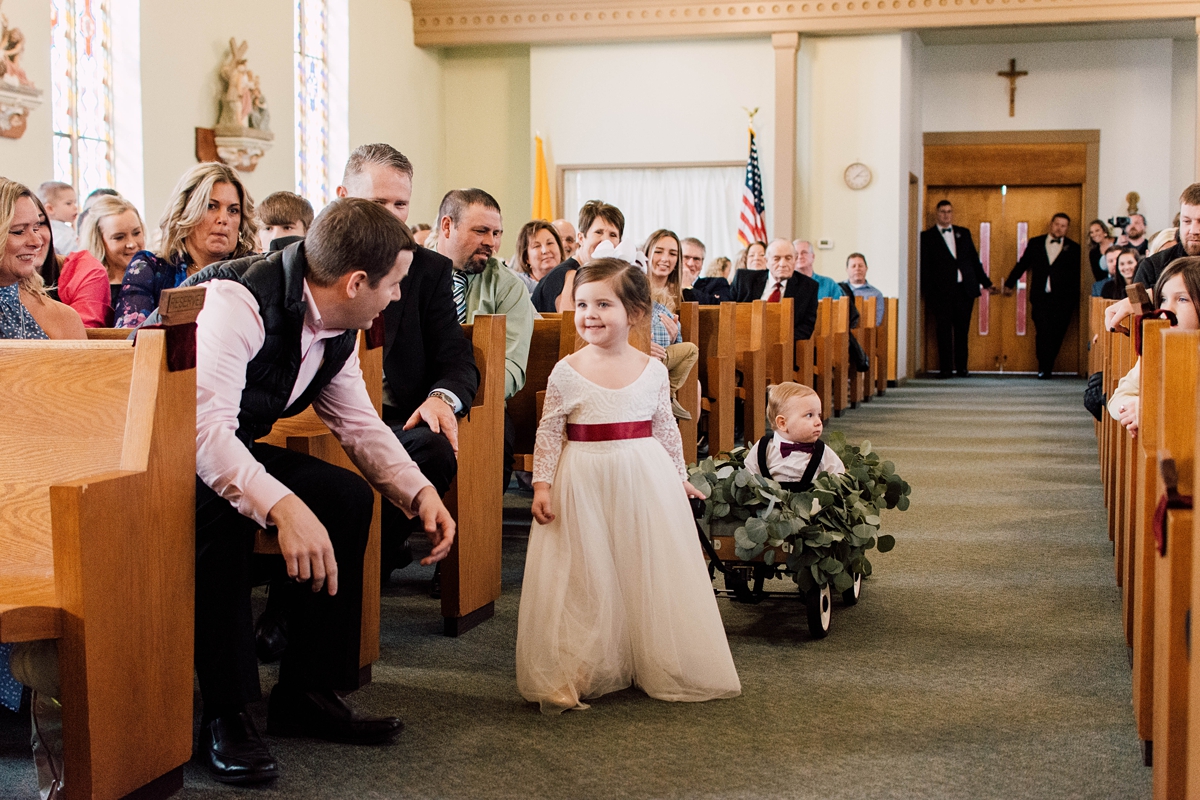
[1170,37,1197,205]
[530,39,775,253]
[2,0,52,190]
[922,37,1175,231]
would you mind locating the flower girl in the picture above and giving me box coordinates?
[516,257,741,714]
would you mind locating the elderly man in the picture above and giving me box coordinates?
[731,238,819,342]
[681,237,706,287]
[336,143,479,581]
[431,188,534,489]
[842,253,884,326]
[551,218,578,259]
[795,238,859,329]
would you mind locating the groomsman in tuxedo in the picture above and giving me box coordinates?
[920,200,994,378]
[1004,213,1082,379]
[731,239,819,344]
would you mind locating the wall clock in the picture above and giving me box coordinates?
[844,162,872,190]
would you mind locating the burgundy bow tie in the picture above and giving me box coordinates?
[779,440,816,458]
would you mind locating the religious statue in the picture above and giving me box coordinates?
[1126,192,1140,217]
[0,1,43,140]
[212,37,273,171]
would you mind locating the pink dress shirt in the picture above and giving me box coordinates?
[195,278,432,527]
[57,250,113,327]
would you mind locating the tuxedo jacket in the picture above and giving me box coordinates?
[381,247,479,422]
[1003,234,1081,312]
[920,225,992,308]
[730,269,819,341]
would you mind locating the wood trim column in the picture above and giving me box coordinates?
[1195,18,1200,181]
[772,31,799,241]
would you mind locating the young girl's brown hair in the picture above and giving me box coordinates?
[571,257,652,323]
[1154,256,1200,312]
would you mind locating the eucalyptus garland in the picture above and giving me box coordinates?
[686,432,911,594]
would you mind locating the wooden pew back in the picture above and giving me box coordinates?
[508,317,563,472]
[762,297,794,387]
[733,300,767,444]
[697,303,737,455]
[812,298,833,420]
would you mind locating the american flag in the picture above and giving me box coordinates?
[738,129,768,247]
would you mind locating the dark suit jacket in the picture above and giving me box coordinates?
[920,225,992,307]
[1004,234,1081,311]
[381,247,479,422]
[1132,238,1185,290]
[684,277,732,306]
[730,269,819,341]
[530,258,578,314]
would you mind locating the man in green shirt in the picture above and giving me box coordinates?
[432,188,534,488]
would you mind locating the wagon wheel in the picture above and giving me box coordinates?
[805,583,832,639]
[841,573,862,606]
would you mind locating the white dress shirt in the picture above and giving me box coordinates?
[760,276,786,302]
[939,227,961,281]
[744,434,846,483]
[195,279,432,526]
[1044,237,1063,292]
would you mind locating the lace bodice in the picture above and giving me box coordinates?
[532,358,687,484]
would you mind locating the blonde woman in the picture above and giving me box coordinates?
[0,178,84,340]
[114,162,258,328]
[79,194,146,288]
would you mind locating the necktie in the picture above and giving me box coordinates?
[779,440,816,458]
[452,270,469,324]
[767,280,782,303]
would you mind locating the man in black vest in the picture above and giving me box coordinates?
[189,198,455,785]
[920,200,994,378]
[336,144,479,580]
[1003,213,1082,378]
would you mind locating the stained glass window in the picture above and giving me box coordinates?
[295,0,330,209]
[50,0,115,201]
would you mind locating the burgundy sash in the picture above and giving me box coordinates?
[566,421,653,442]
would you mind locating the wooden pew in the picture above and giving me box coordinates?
[831,296,851,416]
[762,297,795,388]
[1133,318,1171,753]
[508,317,562,474]
[258,329,384,679]
[850,296,878,406]
[733,300,767,445]
[886,297,899,386]
[441,315,507,636]
[697,303,737,455]
[812,298,834,420]
[1189,343,1200,799]
[1151,328,1198,798]
[677,301,701,465]
[875,297,891,396]
[0,328,196,800]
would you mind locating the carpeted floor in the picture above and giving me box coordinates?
[0,377,1150,799]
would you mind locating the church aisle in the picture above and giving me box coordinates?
[0,378,1150,799]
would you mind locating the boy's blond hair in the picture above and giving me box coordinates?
[767,382,818,423]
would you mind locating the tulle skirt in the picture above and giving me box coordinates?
[516,438,741,714]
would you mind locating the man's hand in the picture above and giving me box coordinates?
[412,485,456,565]
[1117,399,1139,437]
[1105,297,1134,333]
[986,285,1000,295]
[650,342,668,361]
[404,396,459,454]
[1000,285,1014,297]
[531,482,555,524]
[683,480,706,500]
[268,494,338,595]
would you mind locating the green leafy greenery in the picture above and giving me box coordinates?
[687,431,911,593]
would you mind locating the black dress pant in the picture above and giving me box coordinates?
[1032,303,1073,375]
[381,423,458,551]
[194,443,371,719]
[932,295,975,375]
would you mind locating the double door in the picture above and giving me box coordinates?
[922,184,1083,375]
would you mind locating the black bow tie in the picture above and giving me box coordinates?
[940,228,952,234]
[779,440,816,458]
[1050,238,1062,244]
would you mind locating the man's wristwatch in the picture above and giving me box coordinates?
[428,390,458,415]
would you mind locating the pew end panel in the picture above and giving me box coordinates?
[886,298,899,385]
[0,329,196,800]
[509,318,562,474]
[442,315,507,636]
[697,304,737,456]
[733,300,767,445]
[812,298,833,421]
[677,302,701,465]
[831,297,851,415]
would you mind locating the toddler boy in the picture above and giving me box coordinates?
[745,382,844,492]
[37,180,79,255]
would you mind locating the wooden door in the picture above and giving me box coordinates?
[923,184,1083,374]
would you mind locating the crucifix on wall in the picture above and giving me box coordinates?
[997,58,1028,117]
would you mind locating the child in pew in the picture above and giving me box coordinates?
[1108,256,1200,437]
[37,181,78,255]
[517,257,741,714]
[257,191,314,252]
[745,382,845,492]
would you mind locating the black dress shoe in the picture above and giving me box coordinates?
[429,563,441,599]
[267,684,403,745]
[380,536,414,583]
[202,713,279,785]
[254,587,288,664]
[937,371,953,379]
[956,370,969,378]
[1037,371,1050,380]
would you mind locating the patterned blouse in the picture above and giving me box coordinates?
[113,250,191,329]
[0,283,49,340]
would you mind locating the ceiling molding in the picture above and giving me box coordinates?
[411,0,1200,47]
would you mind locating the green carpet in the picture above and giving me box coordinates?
[0,377,1150,798]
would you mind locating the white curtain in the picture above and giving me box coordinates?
[561,165,745,263]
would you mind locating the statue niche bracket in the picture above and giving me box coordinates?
[204,37,273,171]
[0,3,43,140]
